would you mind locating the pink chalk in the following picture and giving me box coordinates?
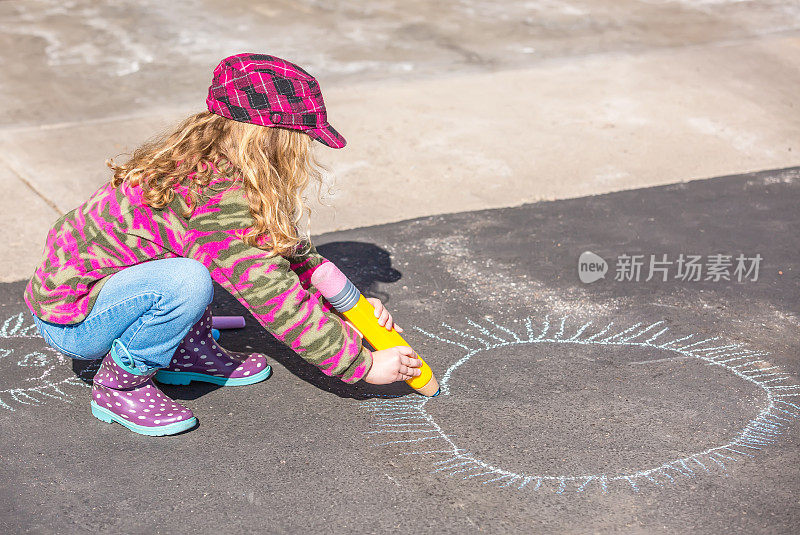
[310,261,348,299]
[212,316,246,329]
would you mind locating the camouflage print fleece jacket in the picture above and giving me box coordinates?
[23,168,372,383]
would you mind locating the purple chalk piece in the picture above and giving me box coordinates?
[212,316,246,329]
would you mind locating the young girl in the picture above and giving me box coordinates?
[24,53,422,436]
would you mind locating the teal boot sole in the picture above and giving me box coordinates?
[91,402,197,436]
[155,365,272,386]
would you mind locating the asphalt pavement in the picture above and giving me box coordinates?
[1,167,797,533]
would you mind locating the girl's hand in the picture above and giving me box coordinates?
[364,346,422,385]
[366,297,403,332]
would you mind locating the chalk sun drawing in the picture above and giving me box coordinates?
[0,313,97,411]
[362,315,799,493]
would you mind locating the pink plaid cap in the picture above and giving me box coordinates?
[206,53,346,149]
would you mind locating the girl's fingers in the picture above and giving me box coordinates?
[401,354,423,368]
[399,368,421,380]
[369,299,400,331]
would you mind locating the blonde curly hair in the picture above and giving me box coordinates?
[108,110,324,257]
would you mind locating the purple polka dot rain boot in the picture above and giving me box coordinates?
[91,340,198,436]
[155,307,271,387]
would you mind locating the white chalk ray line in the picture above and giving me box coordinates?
[618,321,665,343]
[643,327,670,344]
[483,318,523,343]
[677,337,721,351]
[566,321,593,341]
[466,319,509,344]
[534,315,550,341]
[601,322,643,343]
[413,326,471,351]
[656,334,697,349]
[440,323,492,348]
[554,316,568,340]
[584,322,615,342]
[523,318,536,341]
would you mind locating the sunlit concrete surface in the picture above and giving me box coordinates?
[1,0,799,280]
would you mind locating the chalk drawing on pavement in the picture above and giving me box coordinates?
[0,313,97,411]
[363,315,799,493]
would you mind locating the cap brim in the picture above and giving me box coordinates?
[306,122,346,149]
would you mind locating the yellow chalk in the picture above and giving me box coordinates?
[341,295,439,396]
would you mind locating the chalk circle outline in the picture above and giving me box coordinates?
[0,313,96,411]
[363,315,800,493]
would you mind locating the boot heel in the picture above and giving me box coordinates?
[155,370,191,385]
[91,402,114,423]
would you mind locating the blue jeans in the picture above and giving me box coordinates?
[33,258,213,371]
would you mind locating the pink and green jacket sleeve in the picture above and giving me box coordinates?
[24,172,372,384]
